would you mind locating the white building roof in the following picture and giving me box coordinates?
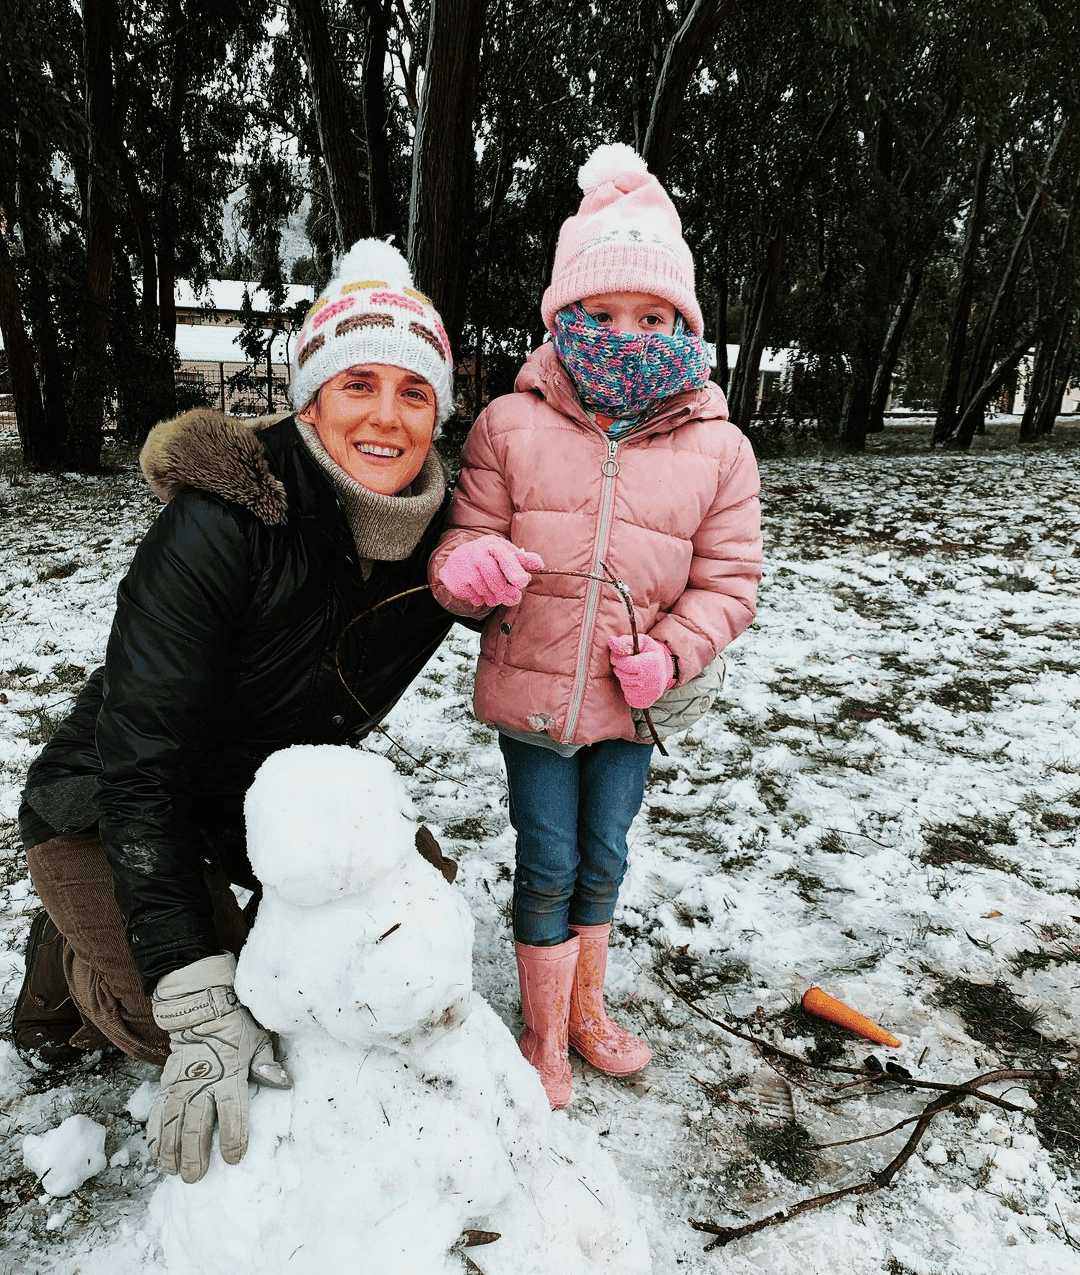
[174,279,314,313]
[174,324,296,364]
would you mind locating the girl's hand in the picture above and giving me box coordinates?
[437,535,545,608]
[608,635,676,709]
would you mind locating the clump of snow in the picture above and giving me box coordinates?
[151,746,651,1275]
[23,1114,107,1197]
[125,1080,156,1123]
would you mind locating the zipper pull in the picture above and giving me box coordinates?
[602,437,619,477]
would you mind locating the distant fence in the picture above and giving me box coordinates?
[0,361,293,437]
[176,360,293,416]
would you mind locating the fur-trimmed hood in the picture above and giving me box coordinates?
[139,409,291,526]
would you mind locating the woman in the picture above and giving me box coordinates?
[12,239,459,1183]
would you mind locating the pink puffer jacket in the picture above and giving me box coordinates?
[429,344,762,746]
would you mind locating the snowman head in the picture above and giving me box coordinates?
[240,746,473,1051]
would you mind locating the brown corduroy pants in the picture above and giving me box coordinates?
[26,830,250,1066]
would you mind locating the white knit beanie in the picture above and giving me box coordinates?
[289,240,455,424]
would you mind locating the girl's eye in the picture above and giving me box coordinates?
[588,311,612,325]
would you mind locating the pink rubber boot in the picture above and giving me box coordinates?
[515,934,580,1108]
[568,923,652,1075]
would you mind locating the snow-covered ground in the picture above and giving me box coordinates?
[1,417,1078,1273]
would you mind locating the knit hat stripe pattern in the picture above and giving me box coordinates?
[290,240,455,423]
[541,143,704,337]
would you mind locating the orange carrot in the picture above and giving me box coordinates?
[801,986,902,1048]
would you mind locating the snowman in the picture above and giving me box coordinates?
[150,745,652,1275]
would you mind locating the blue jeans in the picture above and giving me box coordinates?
[499,734,654,946]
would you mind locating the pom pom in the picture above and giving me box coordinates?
[577,143,649,193]
[334,237,412,287]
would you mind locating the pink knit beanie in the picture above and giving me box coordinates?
[541,143,703,337]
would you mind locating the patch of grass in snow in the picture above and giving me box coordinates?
[834,697,895,725]
[884,1261,948,1275]
[929,677,996,713]
[934,977,1060,1064]
[833,588,903,624]
[15,702,68,748]
[646,804,700,825]
[671,897,714,927]
[0,665,36,687]
[780,1003,851,1065]
[753,770,794,813]
[654,945,753,1001]
[817,829,847,854]
[0,834,24,885]
[989,571,1039,593]
[1039,807,1080,832]
[442,817,490,841]
[775,865,829,903]
[740,1117,817,1184]
[919,814,1019,873]
[36,560,80,582]
[1033,1066,1080,1176]
[52,662,88,686]
[1007,943,1080,978]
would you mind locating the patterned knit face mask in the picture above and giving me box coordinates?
[552,304,710,419]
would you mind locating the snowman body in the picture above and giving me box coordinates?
[151,746,652,1275]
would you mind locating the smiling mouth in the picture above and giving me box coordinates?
[355,442,404,458]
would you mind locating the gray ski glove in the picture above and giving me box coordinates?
[147,953,291,1183]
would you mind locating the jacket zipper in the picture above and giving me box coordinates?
[563,435,620,742]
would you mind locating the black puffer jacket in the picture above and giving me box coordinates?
[21,411,455,988]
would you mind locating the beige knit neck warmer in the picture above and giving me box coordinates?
[295,419,446,568]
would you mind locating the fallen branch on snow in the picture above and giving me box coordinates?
[658,974,1061,1251]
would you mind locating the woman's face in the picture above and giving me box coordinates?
[579,291,677,336]
[299,364,437,496]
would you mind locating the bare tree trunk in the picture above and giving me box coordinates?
[713,275,729,392]
[291,0,372,252]
[69,0,118,475]
[117,141,158,322]
[933,147,992,445]
[642,0,736,182]
[408,0,486,347]
[1019,180,1078,442]
[868,265,922,431]
[729,93,847,430]
[950,122,1071,449]
[1035,312,1078,437]
[0,233,52,468]
[156,0,188,350]
[730,225,786,428]
[951,331,1036,448]
[15,128,72,457]
[1021,310,1077,440]
[840,115,898,451]
[355,0,404,245]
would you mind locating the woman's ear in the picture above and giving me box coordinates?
[297,396,318,426]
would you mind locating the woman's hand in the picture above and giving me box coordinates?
[608,634,676,709]
[148,954,291,1184]
[437,535,545,608]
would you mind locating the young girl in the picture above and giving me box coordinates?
[429,144,762,1107]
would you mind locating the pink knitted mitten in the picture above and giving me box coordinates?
[438,535,545,608]
[608,634,676,709]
